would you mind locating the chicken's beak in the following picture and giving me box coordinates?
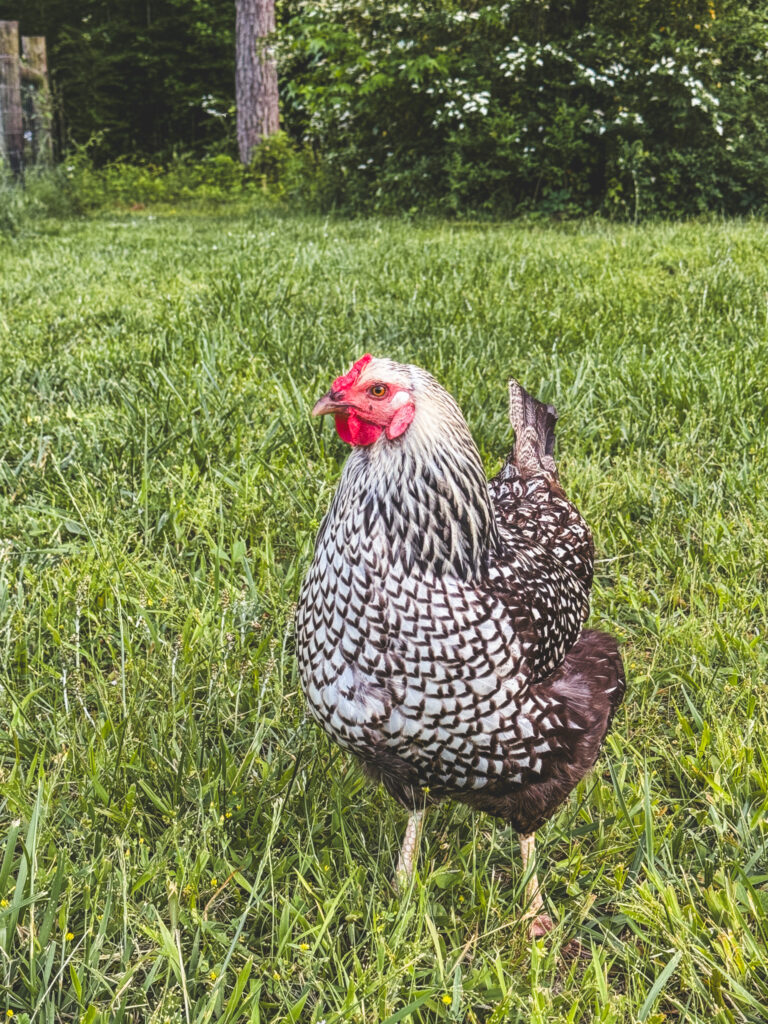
[312,391,346,417]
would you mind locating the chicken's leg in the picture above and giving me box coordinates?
[519,832,554,938]
[395,809,424,887]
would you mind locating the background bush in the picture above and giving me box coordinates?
[0,137,323,234]
[278,0,768,216]
[3,0,768,216]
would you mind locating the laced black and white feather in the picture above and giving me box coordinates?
[296,359,598,804]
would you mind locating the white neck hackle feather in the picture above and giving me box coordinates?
[322,358,500,581]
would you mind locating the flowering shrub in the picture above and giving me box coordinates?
[278,0,768,216]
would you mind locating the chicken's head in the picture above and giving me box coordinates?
[312,354,416,447]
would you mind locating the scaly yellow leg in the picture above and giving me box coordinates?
[519,832,554,938]
[395,809,425,888]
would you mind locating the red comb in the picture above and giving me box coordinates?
[332,354,372,392]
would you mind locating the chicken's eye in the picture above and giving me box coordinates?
[368,384,388,398]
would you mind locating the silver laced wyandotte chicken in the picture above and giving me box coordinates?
[296,354,625,937]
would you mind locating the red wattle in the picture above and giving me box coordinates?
[334,411,383,447]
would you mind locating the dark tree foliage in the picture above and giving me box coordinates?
[278,0,768,216]
[2,0,767,216]
[0,0,235,160]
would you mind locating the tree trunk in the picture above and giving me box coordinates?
[0,20,23,175]
[235,0,279,164]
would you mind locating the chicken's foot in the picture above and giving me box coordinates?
[395,809,424,888]
[519,832,554,938]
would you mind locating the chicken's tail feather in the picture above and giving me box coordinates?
[508,378,559,481]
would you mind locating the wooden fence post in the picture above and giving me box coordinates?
[0,20,23,174]
[21,35,52,164]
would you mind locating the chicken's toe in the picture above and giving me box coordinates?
[527,913,555,940]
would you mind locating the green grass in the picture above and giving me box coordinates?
[1,209,767,1024]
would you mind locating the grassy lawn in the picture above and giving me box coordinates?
[1,209,767,1023]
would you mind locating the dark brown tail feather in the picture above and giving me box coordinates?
[508,378,559,480]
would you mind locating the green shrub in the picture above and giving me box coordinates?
[5,1,767,221]
[0,162,82,236]
[277,0,768,216]
[0,135,324,231]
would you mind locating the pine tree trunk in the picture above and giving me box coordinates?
[235,0,279,165]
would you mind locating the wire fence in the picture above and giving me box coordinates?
[0,24,52,175]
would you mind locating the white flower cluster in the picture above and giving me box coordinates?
[287,2,733,146]
[499,39,527,78]
[496,39,726,139]
[428,80,491,130]
[614,110,645,127]
[201,94,227,121]
[648,56,724,134]
[498,39,628,87]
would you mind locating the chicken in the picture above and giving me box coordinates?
[296,354,625,936]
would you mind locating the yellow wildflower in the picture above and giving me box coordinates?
[0,899,8,908]
[300,942,310,951]
[442,994,452,1005]
[65,931,75,941]
[209,970,218,981]
[210,878,218,887]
